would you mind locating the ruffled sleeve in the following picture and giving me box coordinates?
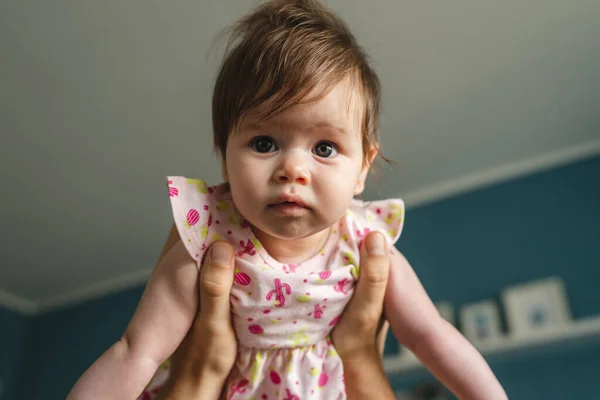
[166,176,219,266]
[346,198,405,246]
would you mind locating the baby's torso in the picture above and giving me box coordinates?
[223,227,358,399]
[230,238,357,349]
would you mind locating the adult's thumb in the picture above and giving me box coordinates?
[199,241,235,320]
[353,232,390,317]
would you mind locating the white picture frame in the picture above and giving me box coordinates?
[459,300,502,343]
[501,276,571,337]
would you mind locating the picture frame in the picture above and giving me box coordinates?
[459,300,502,343]
[501,276,571,337]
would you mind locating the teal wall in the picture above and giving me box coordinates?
[398,157,600,315]
[16,287,144,399]
[0,307,28,400]
[6,155,600,399]
[388,155,600,398]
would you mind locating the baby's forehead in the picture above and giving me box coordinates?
[239,82,365,136]
[241,118,354,138]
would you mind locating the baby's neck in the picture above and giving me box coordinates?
[251,227,331,265]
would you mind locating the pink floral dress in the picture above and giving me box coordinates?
[139,176,405,400]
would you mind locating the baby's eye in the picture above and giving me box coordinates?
[251,136,278,153]
[313,141,338,158]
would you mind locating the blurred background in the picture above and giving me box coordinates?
[1,0,599,399]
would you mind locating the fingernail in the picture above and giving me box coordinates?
[210,243,232,266]
[366,232,385,256]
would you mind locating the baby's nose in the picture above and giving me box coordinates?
[273,152,310,185]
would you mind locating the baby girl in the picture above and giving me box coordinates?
[68,1,506,399]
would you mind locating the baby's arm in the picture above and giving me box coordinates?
[67,240,199,400]
[384,248,507,400]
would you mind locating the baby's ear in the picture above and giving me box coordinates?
[354,146,378,195]
[221,157,229,182]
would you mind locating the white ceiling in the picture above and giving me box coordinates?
[1,0,599,312]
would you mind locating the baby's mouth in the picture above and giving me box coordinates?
[269,195,309,209]
[268,200,307,208]
[267,201,310,215]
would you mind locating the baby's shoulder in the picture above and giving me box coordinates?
[166,177,240,265]
[342,198,405,245]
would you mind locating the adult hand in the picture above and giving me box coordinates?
[157,229,395,400]
[158,241,237,400]
[331,231,396,400]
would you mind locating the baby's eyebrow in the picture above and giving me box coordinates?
[237,120,350,137]
[238,122,262,132]
[305,122,348,135]
[233,121,271,136]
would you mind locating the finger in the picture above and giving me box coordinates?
[198,241,235,322]
[345,232,390,328]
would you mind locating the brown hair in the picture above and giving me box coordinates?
[212,0,381,162]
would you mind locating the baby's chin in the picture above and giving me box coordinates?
[249,219,327,242]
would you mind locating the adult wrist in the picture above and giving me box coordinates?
[159,368,228,400]
[341,350,395,400]
[337,342,380,365]
[341,347,380,373]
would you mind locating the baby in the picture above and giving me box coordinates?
[68,1,507,399]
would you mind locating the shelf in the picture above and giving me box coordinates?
[383,315,600,375]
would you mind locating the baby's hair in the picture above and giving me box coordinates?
[211,0,384,165]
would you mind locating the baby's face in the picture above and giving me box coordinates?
[223,79,371,241]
